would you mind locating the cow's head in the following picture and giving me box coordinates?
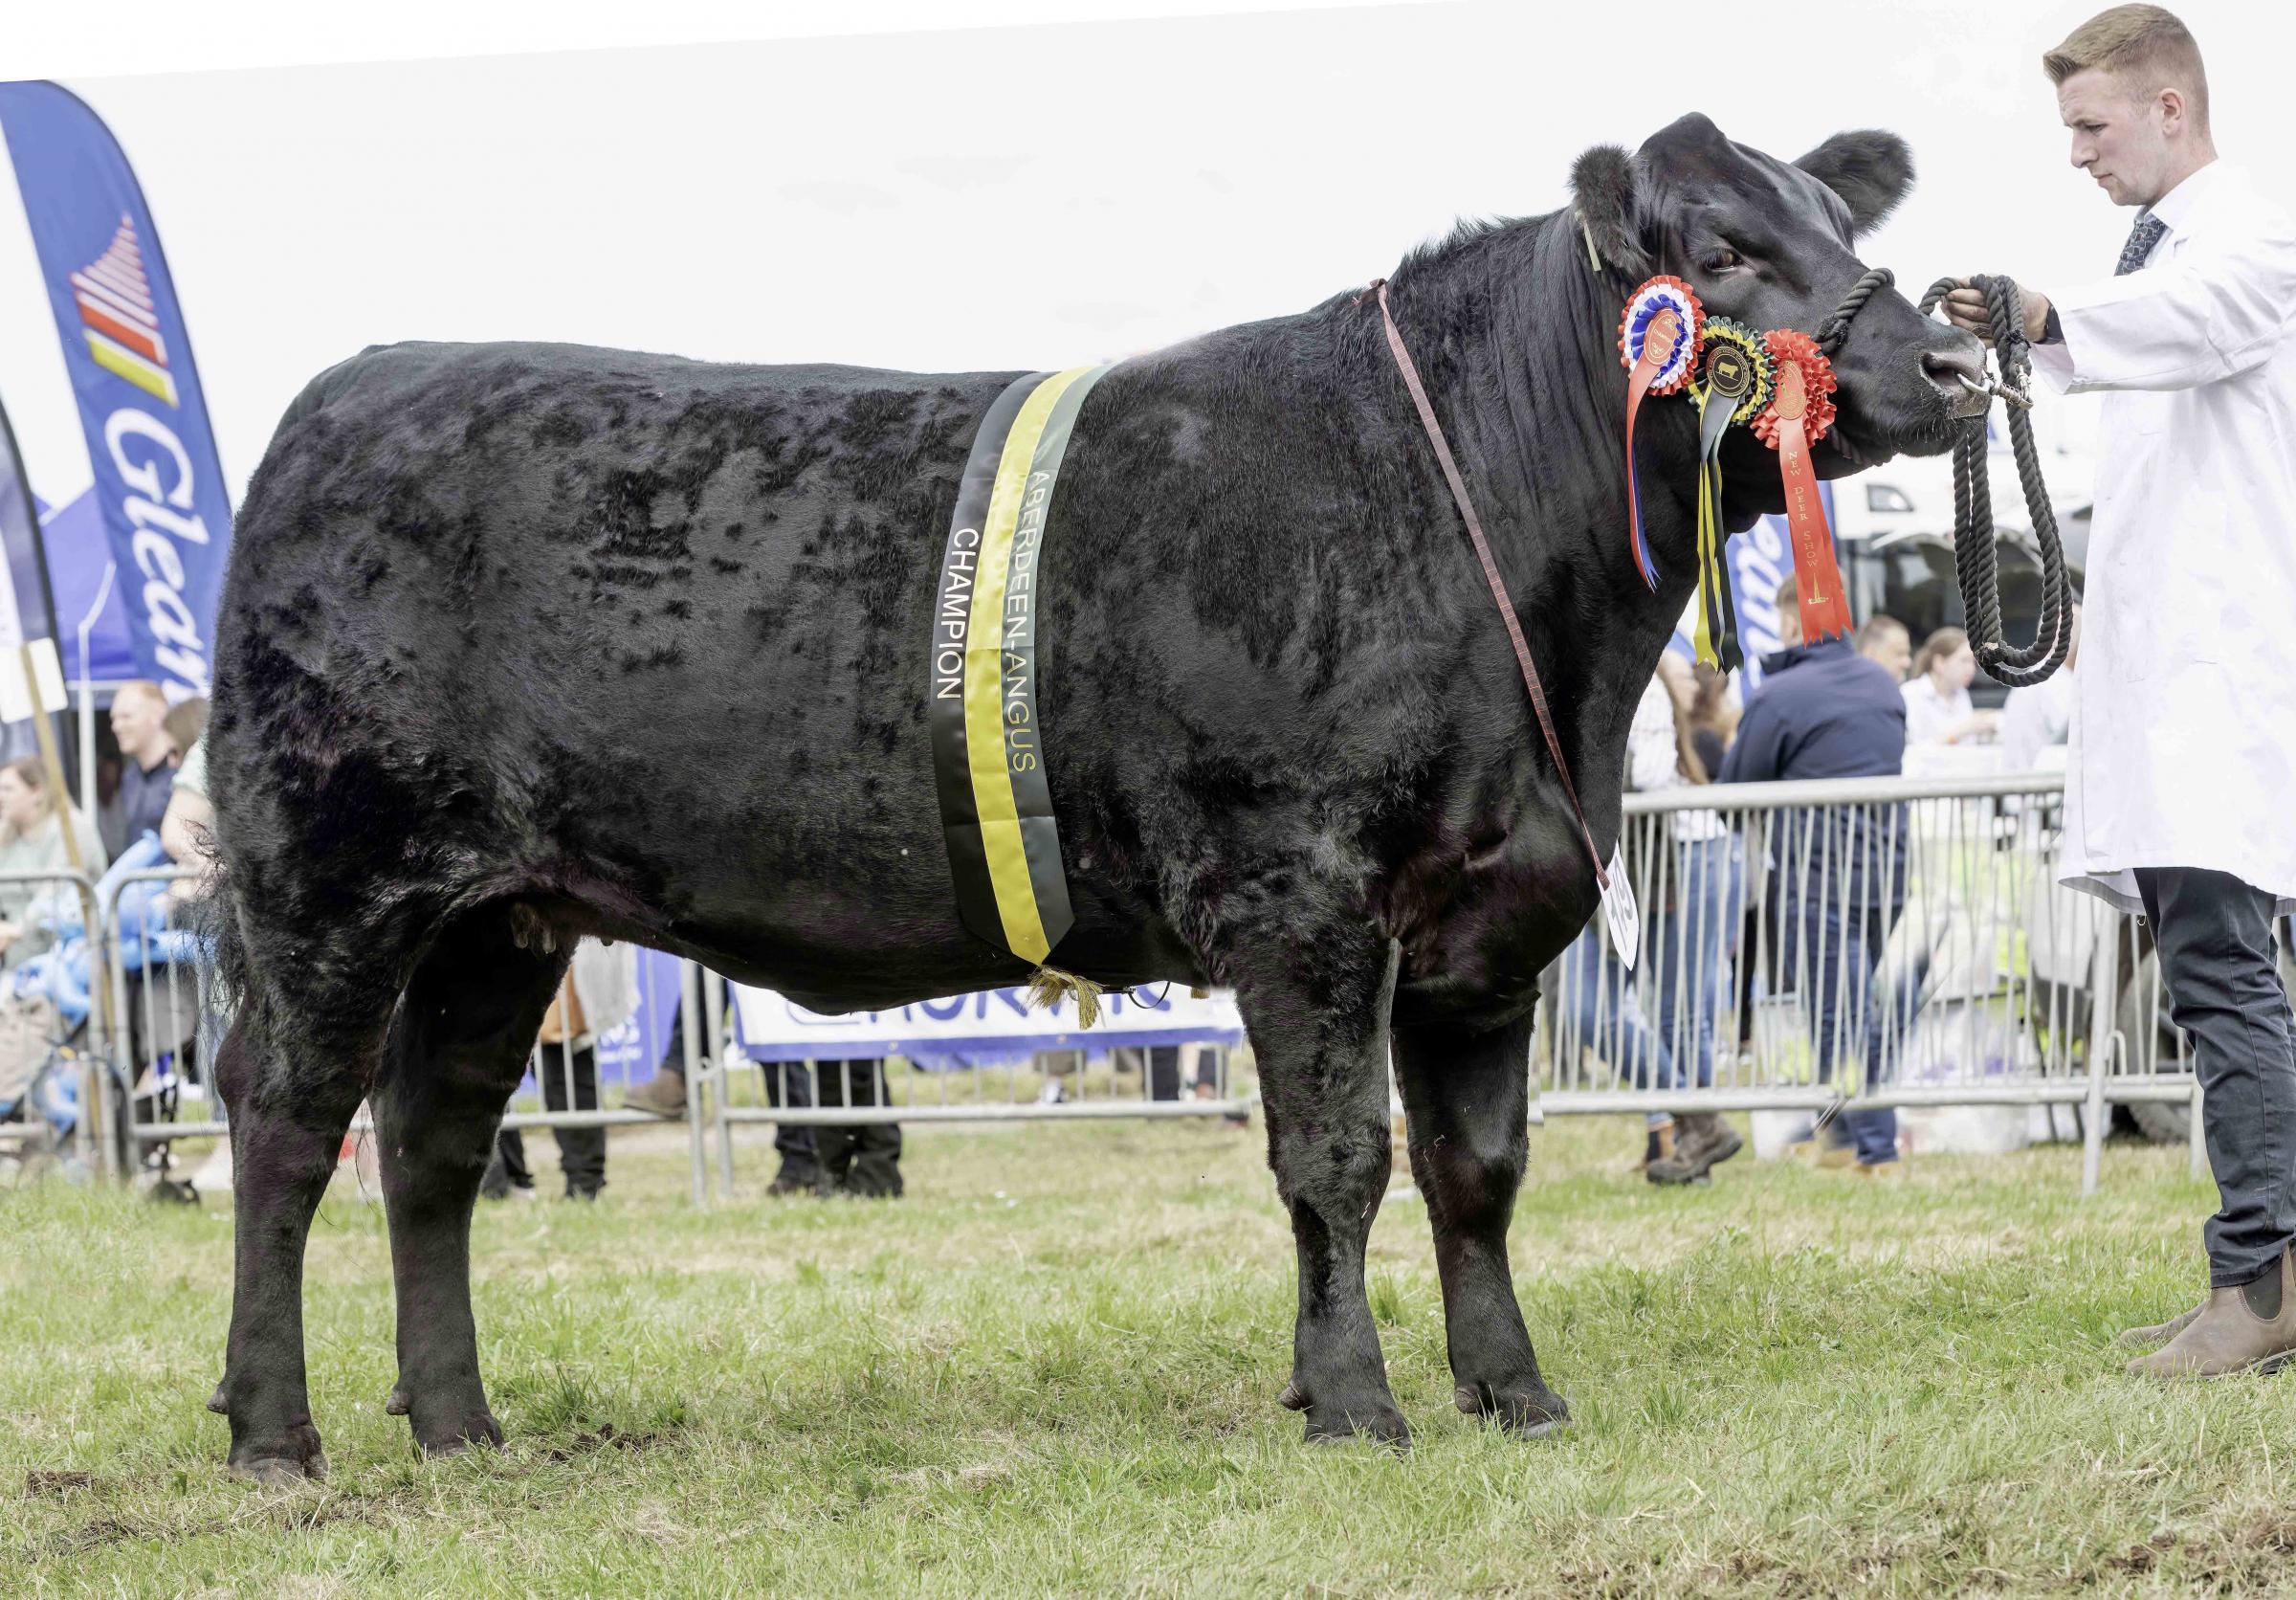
[1573,113,1984,514]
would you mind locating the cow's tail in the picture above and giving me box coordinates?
[191,858,258,1020]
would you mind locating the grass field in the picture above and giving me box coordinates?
[6,1112,2294,1596]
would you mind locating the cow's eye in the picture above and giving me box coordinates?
[1702,248,1742,274]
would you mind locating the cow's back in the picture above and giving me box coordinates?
[210,342,1038,977]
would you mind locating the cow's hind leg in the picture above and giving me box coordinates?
[1392,1011,1569,1435]
[1237,930,1408,1446]
[371,905,568,1456]
[213,980,394,1481]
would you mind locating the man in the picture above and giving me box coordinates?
[1720,578,1912,1173]
[107,680,176,856]
[481,939,635,1201]
[1945,5,2296,1378]
[1854,614,1912,684]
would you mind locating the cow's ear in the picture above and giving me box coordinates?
[1570,144,1654,277]
[1794,129,1914,236]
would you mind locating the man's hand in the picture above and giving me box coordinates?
[1940,278,2051,346]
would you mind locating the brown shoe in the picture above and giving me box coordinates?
[1645,1122,1697,1187]
[623,1069,687,1118]
[1673,1112,1743,1181]
[2127,1249,2296,1380]
[2116,1302,2205,1350]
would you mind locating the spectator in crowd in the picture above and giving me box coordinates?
[1856,614,1913,683]
[106,681,177,856]
[162,698,209,768]
[1556,912,1693,1183]
[0,757,104,968]
[482,938,637,1202]
[2000,605,2085,771]
[1629,655,1743,1181]
[1902,627,2002,746]
[157,734,216,915]
[1721,578,1912,1173]
[1684,660,1740,775]
[811,1057,902,1198]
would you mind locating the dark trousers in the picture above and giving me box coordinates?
[815,1058,902,1197]
[762,1061,818,1171]
[2137,868,2296,1286]
[486,1042,606,1199]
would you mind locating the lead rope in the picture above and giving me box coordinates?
[1915,275,2072,686]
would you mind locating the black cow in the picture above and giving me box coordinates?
[203,113,1983,1478]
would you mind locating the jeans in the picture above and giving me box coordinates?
[1560,921,1679,1127]
[1781,899,1910,1167]
[1652,833,1743,1092]
[2138,868,2296,1286]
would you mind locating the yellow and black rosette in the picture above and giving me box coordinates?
[1688,318,1771,672]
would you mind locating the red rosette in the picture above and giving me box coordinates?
[1751,328,1839,449]
[1616,275,1705,397]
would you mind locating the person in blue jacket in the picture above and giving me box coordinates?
[1721,577,1915,1172]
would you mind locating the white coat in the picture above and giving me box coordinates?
[2030,162,2296,916]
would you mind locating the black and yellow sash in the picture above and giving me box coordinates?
[929,364,1115,965]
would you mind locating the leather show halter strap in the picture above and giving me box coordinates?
[1366,278,1610,891]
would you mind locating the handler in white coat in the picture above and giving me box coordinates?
[1947,4,2296,1381]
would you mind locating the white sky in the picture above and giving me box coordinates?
[4,0,2289,504]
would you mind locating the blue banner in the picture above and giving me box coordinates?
[0,80,231,702]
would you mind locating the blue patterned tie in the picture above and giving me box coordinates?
[2116,212,2167,275]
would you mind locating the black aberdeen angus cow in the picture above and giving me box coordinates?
[205,113,1984,1478]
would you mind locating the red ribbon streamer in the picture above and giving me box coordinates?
[1621,307,1678,590]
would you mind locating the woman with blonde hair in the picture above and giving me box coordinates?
[0,755,106,964]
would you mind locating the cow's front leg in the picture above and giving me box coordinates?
[1392,1011,1568,1436]
[1234,930,1407,1446]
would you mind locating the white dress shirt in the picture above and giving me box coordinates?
[1901,675,1976,746]
[1999,670,2075,773]
[2030,162,2296,915]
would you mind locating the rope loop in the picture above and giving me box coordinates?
[1912,274,2073,689]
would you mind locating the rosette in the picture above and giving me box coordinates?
[1686,318,1773,671]
[1753,328,1852,642]
[1617,276,1705,589]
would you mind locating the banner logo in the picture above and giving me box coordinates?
[72,215,178,407]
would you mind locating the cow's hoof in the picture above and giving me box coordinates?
[384,1387,409,1416]
[1455,1380,1570,1437]
[414,1409,504,1457]
[227,1442,327,1486]
[1301,1397,1411,1451]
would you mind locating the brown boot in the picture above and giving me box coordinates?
[2127,1249,2296,1380]
[1672,1112,1743,1181]
[623,1069,687,1118]
[1645,1121,1697,1186]
[2116,1301,2205,1350]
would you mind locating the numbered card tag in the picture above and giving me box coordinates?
[1601,844,1640,970]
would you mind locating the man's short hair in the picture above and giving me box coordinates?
[1775,576,1799,615]
[1855,614,1909,652]
[2043,5,2209,135]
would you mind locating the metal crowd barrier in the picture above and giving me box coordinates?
[0,866,105,1181]
[1536,770,2241,1193]
[47,774,2262,1204]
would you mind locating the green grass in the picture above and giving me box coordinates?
[4,1116,2291,1596]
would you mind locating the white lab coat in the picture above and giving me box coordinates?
[2030,162,2296,915]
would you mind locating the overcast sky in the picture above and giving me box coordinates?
[4,0,2288,503]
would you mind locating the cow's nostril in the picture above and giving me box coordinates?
[1921,343,1992,416]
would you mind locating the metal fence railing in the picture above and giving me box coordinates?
[24,771,2273,1203]
[1539,771,2246,1192]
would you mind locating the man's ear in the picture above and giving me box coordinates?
[1571,144,1655,277]
[1794,129,1914,236]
